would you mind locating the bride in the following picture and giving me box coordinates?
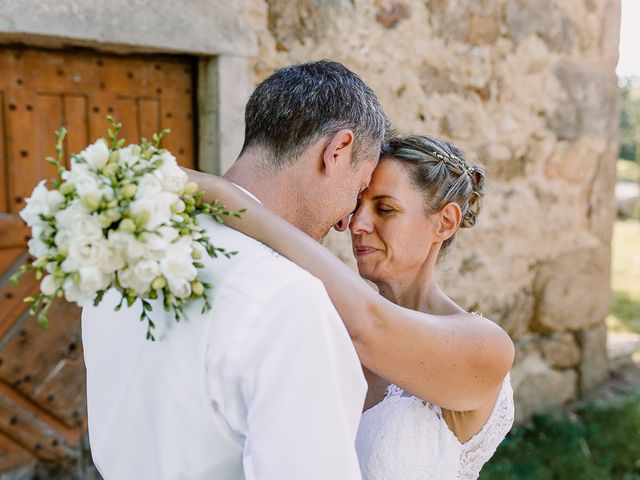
[186,134,515,479]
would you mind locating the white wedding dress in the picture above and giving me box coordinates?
[356,374,514,480]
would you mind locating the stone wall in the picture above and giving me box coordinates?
[244,0,621,422]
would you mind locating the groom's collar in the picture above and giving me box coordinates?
[232,183,263,205]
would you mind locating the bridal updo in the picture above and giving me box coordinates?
[380,135,485,250]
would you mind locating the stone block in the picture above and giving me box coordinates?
[266,0,353,50]
[548,60,619,140]
[532,247,611,332]
[539,333,581,368]
[505,0,574,52]
[511,350,577,423]
[577,323,609,392]
[0,0,257,56]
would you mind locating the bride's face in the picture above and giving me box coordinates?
[349,159,439,285]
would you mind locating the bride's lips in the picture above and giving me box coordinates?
[353,246,379,258]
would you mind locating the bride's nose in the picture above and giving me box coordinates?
[349,208,373,234]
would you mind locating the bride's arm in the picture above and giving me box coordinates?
[187,170,515,412]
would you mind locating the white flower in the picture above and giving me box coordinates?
[129,193,175,230]
[118,260,159,295]
[136,174,162,199]
[72,215,103,240]
[154,152,188,194]
[118,146,140,167]
[167,278,192,298]
[160,237,197,298]
[78,266,112,294]
[96,240,125,273]
[20,180,50,226]
[62,277,93,305]
[47,190,65,213]
[80,139,109,170]
[68,237,111,268]
[28,237,53,259]
[108,230,147,261]
[55,201,90,231]
[40,275,61,296]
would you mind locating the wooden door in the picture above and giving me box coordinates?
[0,46,196,472]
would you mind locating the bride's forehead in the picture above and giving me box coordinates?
[368,160,411,190]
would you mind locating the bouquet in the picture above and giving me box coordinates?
[12,117,242,340]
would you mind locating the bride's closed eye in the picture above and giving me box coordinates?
[376,205,394,214]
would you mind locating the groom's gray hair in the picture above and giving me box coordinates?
[241,60,390,168]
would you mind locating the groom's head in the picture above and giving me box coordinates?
[234,60,389,241]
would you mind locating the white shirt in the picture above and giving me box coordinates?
[82,192,366,479]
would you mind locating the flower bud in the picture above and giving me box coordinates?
[171,199,186,214]
[191,281,204,297]
[184,181,198,195]
[108,150,120,163]
[102,161,119,177]
[107,208,122,222]
[191,248,203,260]
[80,192,101,211]
[97,213,112,229]
[59,181,75,196]
[119,218,136,233]
[121,183,137,199]
[151,276,166,290]
[135,210,151,228]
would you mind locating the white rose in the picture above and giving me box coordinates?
[62,277,93,305]
[118,146,140,167]
[136,174,162,199]
[72,215,103,240]
[108,230,147,261]
[47,190,65,213]
[167,277,192,299]
[40,275,61,296]
[28,237,53,259]
[154,152,188,194]
[96,240,125,273]
[20,180,50,226]
[118,262,156,296]
[55,201,90,231]
[81,139,110,170]
[32,223,54,241]
[78,266,112,294]
[160,238,198,296]
[70,172,99,197]
[68,238,105,267]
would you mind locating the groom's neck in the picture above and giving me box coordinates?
[224,152,305,228]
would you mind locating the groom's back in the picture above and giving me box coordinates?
[82,216,362,479]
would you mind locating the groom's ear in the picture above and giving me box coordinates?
[322,129,355,177]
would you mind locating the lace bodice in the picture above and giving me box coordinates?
[356,374,514,480]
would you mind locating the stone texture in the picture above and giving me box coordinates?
[0,0,257,56]
[548,60,619,140]
[577,323,610,392]
[532,247,611,333]
[511,350,578,423]
[539,333,582,368]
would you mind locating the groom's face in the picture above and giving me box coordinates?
[322,154,378,240]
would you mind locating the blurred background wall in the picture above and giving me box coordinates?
[0,0,623,477]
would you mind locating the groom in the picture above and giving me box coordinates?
[82,60,389,479]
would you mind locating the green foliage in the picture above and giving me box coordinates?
[618,159,640,183]
[480,393,640,479]
[620,77,640,164]
[607,220,640,334]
